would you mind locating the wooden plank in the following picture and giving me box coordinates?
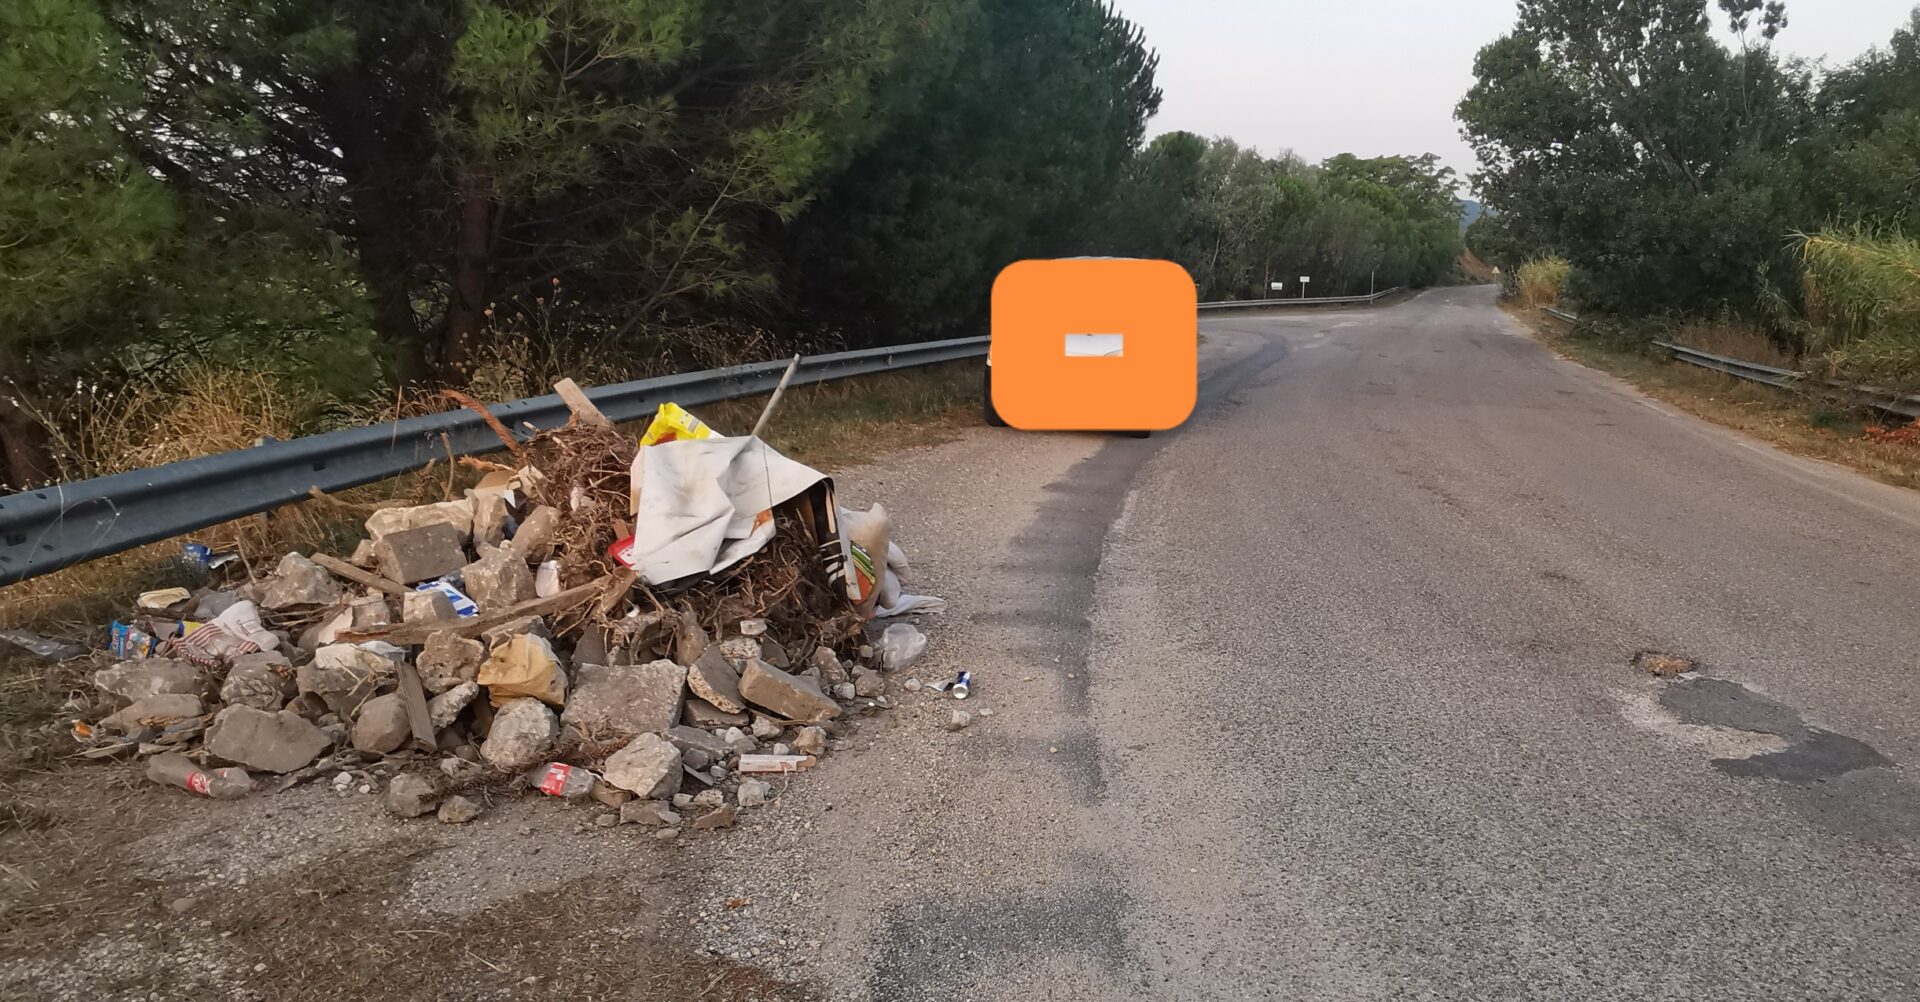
[310,553,411,598]
[553,378,612,428]
[337,577,612,646]
[396,660,436,746]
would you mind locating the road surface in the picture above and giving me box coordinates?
[700,285,1920,1000]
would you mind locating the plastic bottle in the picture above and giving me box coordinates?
[525,762,598,798]
[147,752,255,800]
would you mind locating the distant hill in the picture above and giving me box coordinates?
[1458,199,1484,231]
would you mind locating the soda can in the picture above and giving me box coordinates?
[950,671,972,700]
[182,542,211,567]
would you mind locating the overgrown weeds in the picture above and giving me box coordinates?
[1516,256,1570,307]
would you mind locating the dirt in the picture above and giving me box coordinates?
[0,763,818,1002]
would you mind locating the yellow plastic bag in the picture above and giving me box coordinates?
[638,403,714,448]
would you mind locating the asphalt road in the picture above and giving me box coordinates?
[703,285,1920,1001]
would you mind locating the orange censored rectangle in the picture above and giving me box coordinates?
[990,258,1197,431]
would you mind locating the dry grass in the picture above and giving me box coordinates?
[1514,303,1920,492]
[1516,256,1570,308]
[1667,318,1799,369]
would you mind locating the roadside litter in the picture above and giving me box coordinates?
[60,380,949,835]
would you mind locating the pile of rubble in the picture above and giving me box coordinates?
[65,387,941,832]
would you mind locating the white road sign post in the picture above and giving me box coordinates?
[1299,276,1311,300]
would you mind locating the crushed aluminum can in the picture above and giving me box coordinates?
[926,671,972,700]
[182,542,212,567]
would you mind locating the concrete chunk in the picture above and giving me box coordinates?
[738,659,840,723]
[366,499,472,542]
[428,681,481,730]
[683,697,748,729]
[376,523,468,585]
[94,659,204,703]
[260,553,343,610]
[509,505,560,560]
[602,733,682,799]
[220,652,295,711]
[666,725,734,761]
[300,644,398,717]
[204,706,330,773]
[101,694,203,733]
[384,772,443,818]
[560,660,686,741]
[462,547,535,612]
[685,646,744,714]
[403,589,457,624]
[352,693,411,754]
[479,698,558,772]
[417,632,485,693]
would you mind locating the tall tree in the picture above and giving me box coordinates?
[785,0,1161,343]
[1456,0,1819,314]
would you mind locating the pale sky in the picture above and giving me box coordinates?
[1110,0,1920,193]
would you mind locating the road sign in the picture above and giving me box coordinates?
[1270,282,1285,291]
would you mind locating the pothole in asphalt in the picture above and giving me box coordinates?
[1631,650,1698,677]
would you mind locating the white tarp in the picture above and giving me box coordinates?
[627,436,827,586]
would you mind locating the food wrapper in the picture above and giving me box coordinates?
[637,403,714,448]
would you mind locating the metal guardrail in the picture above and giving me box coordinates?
[1198,287,1404,310]
[1,284,1418,586]
[1543,308,1920,419]
[0,337,987,586]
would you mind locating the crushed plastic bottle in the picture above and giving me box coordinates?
[525,762,598,798]
[877,623,927,670]
[146,752,255,800]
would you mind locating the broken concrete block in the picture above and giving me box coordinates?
[260,553,343,610]
[349,595,392,631]
[793,725,827,758]
[853,669,884,698]
[467,489,510,547]
[673,613,709,667]
[509,505,560,560]
[384,772,443,818]
[93,659,204,704]
[376,523,468,585]
[666,725,734,761]
[204,706,331,773]
[683,698,748,729]
[602,733,682,799]
[621,800,681,826]
[721,727,757,755]
[479,634,568,707]
[437,794,482,824]
[461,547,535,612]
[832,682,857,701]
[301,644,398,717]
[101,694,203,733]
[366,499,472,542]
[691,804,737,830]
[352,693,411,754]
[560,660,685,740]
[750,714,783,740]
[947,709,972,731]
[685,646,744,715]
[591,781,633,809]
[417,632,485,693]
[736,779,771,807]
[479,698,557,772]
[738,659,840,723]
[220,652,295,711]
[402,589,456,624]
[349,538,378,569]
[739,618,768,637]
[427,681,480,731]
[738,753,814,774]
[717,636,760,669]
[813,647,851,688]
